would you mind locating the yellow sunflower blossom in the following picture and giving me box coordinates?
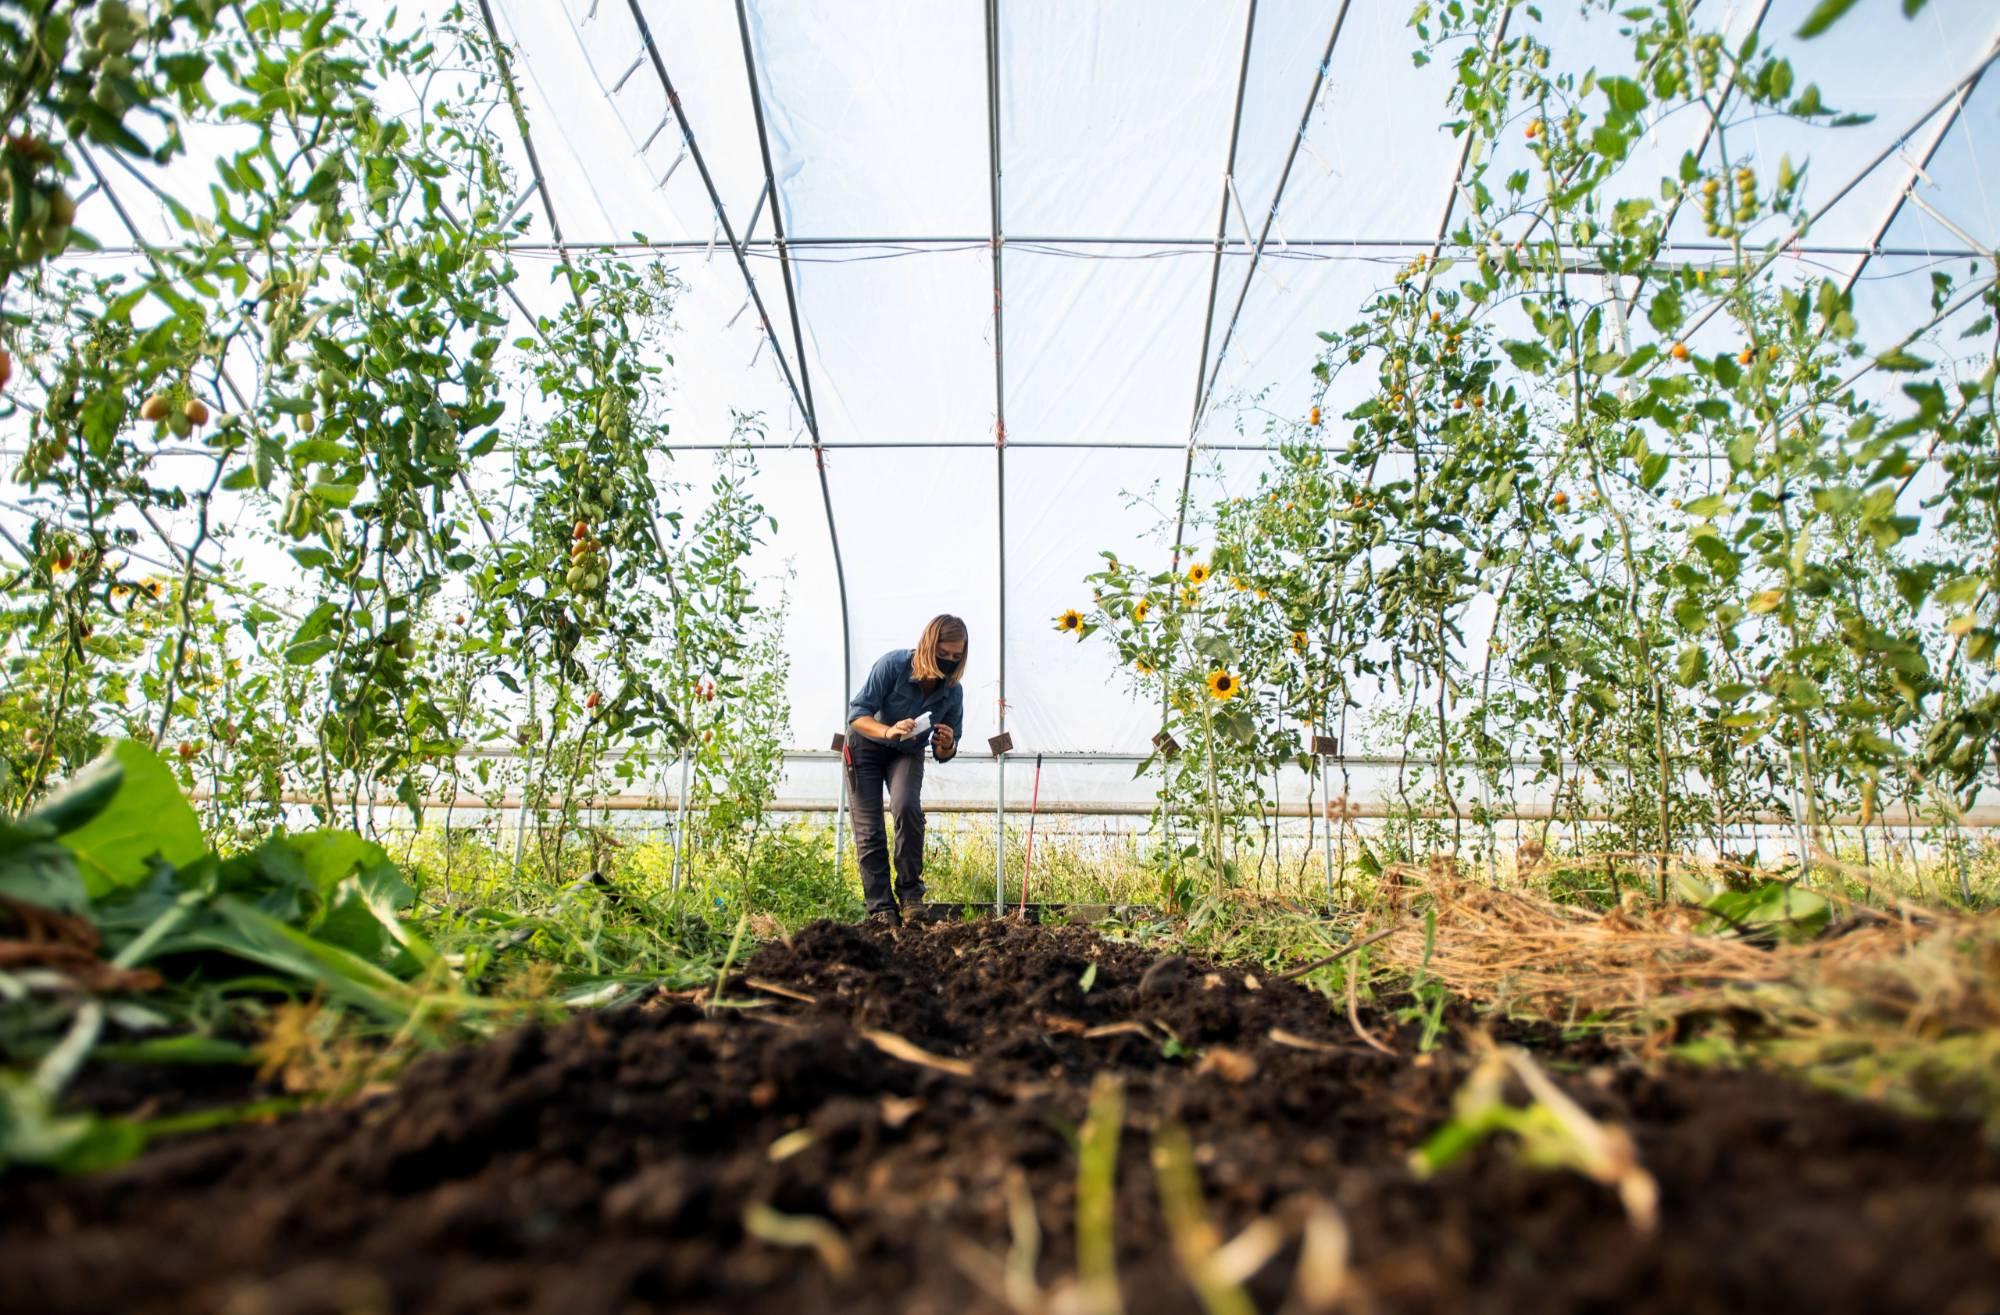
[1255,587,1269,600]
[1230,576,1249,592]
[1291,631,1308,653]
[1056,609,1083,635]
[1181,587,1198,606]
[1133,598,1151,623]
[1186,562,1210,586]
[1206,669,1240,701]
[1135,657,1155,676]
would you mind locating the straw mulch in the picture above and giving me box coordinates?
[1365,861,1993,1025]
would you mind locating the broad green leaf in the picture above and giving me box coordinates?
[284,638,338,666]
[1874,348,1931,372]
[1796,0,1861,37]
[18,760,125,837]
[193,899,421,1022]
[1598,75,1648,113]
[0,842,88,914]
[284,829,394,894]
[0,1075,147,1176]
[1646,288,1683,334]
[1674,644,1708,687]
[56,743,204,898]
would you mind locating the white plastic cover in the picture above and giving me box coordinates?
[13,0,1999,811]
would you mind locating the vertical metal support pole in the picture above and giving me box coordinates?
[511,682,538,875]
[1320,751,1335,907]
[510,794,531,875]
[833,766,847,882]
[984,0,1008,916]
[671,747,692,892]
[1271,761,1281,889]
[994,753,1007,914]
[1483,765,1496,885]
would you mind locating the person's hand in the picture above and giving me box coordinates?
[884,717,917,741]
[932,724,955,756]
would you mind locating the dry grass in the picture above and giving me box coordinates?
[1365,861,2000,1126]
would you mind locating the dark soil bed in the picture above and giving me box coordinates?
[3,918,1996,1315]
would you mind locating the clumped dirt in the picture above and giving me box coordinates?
[3,918,1997,1315]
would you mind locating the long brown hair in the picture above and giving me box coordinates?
[910,614,968,689]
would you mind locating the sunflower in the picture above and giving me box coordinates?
[1230,576,1249,592]
[1206,669,1240,701]
[1181,587,1198,606]
[1056,609,1083,635]
[1135,657,1155,676]
[1133,597,1151,623]
[1186,562,1210,586]
[1291,631,1308,653]
[1255,588,1269,600]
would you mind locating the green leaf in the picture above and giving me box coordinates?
[90,1035,257,1066]
[1647,288,1683,334]
[1796,0,1861,37]
[1598,76,1648,113]
[0,1074,147,1176]
[1874,348,1931,372]
[285,829,396,894]
[289,602,338,648]
[193,899,421,1022]
[19,760,125,837]
[1674,644,1708,687]
[1706,881,1829,936]
[0,840,88,914]
[284,638,338,666]
[56,743,204,898]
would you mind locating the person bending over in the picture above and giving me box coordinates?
[844,615,966,927]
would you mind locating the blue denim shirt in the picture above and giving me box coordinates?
[847,648,965,755]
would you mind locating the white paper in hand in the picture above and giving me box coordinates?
[910,711,933,737]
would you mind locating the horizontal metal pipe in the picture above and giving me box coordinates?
[193,790,2000,827]
[54,236,1981,259]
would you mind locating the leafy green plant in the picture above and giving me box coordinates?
[1079,0,1999,894]
[0,739,564,1174]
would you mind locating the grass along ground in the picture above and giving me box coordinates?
[6,758,1998,1182]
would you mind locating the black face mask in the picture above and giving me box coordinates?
[936,657,960,675]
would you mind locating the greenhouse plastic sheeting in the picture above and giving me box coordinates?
[17,0,2000,786]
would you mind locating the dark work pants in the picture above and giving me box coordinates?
[847,740,926,913]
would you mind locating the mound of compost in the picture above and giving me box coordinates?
[3,918,1995,1315]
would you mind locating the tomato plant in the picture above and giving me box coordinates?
[1082,0,1999,895]
[0,2,790,881]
